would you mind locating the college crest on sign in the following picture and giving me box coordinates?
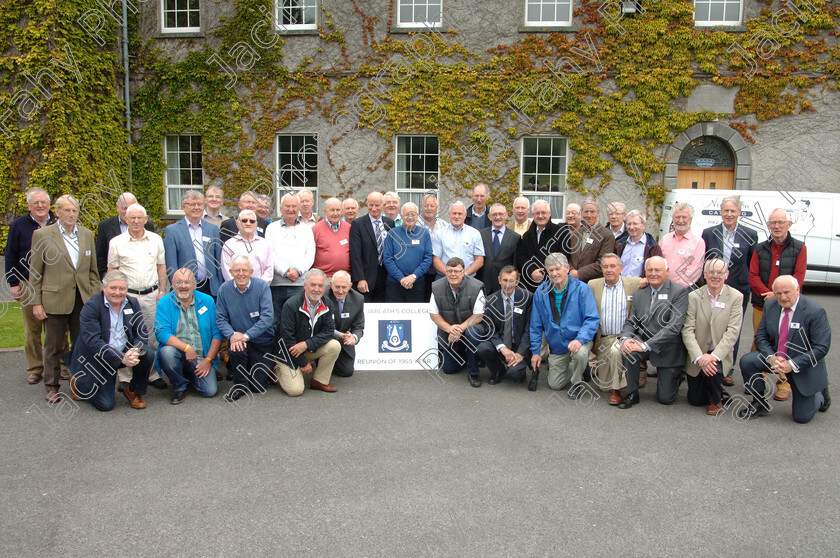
[379,320,411,352]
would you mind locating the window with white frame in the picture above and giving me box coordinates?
[276,134,318,210]
[525,0,573,26]
[397,0,442,28]
[694,0,741,25]
[276,0,318,30]
[520,137,567,219]
[396,136,439,208]
[165,135,204,213]
[161,0,200,32]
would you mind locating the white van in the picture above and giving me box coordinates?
[659,190,840,286]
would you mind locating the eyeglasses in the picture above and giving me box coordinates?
[445,269,464,274]
[183,202,204,207]
[240,219,256,224]
[767,221,788,227]
[29,201,49,206]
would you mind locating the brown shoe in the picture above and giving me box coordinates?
[123,386,147,409]
[609,390,622,405]
[310,379,337,393]
[639,371,647,388]
[45,389,61,404]
[69,375,82,401]
[722,375,735,386]
[27,373,42,385]
[707,401,723,415]
[774,381,791,402]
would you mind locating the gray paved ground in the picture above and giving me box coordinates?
[1,288,839,557]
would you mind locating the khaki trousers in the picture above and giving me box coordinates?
[547,342,593,390]
[591,335,627,391]
[118,290,161,383]
[21,300,45,375]
[275,339,341,397]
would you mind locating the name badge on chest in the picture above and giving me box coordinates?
[789,322,801,329]
[339,239,348,245]
[341,312,350,319]
[198,306,208,315]
[513,307,523,314]
[658,293,668,300]
[249,311,260,318]
[714,301,726,309]
[124,308,134,315]
[412,239,420,245]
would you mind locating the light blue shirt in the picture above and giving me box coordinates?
[621,235,647,277]
[104,297,128,352]
[432,224,484,276]
[185,218,207,281]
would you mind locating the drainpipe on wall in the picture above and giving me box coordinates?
[122,0,133,188]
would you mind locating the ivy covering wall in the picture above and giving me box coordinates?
[1,0,839,247]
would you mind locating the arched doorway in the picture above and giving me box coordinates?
[677,135,735,189]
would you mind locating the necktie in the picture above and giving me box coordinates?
[650,288,658,311]
[536,228,542,245]
[375,219,384,265]
[338,299,343,315]
[777,308,791,356]
[504,297,513,348]
[492,229,501,256]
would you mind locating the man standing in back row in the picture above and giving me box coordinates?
[350,192,394,302]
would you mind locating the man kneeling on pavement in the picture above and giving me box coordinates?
[155,268,222,404]
[276,268,342,396]
[69,271,154,411]
[530,253,600,398]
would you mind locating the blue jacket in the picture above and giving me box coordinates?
[530,276,600,356]
[163,218,224,296]
[384,225,433,282]
[215,278,274,346]
[154,290,223,368]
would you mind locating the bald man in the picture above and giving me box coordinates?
[349,192,395,302]
[95,192,155,278]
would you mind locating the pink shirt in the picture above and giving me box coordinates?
[221,235,274,283]
[659,229,705,287]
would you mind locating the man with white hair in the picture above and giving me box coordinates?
[659,202,705,288]
[606,201,628,242]
[327,270,365,377]
[107,202,168,390]
[465,183,491,230]
[507,196,532,236]
[738,275,830,422]
[384,202,433,302]
[221,209,274,283]
[219,190,270,244]
[341,198,359,224]
[265,193,316,336]
[5,187,56,384]
[349,191,395,302]
[516,199,569,292]
[432,201,484,278]
[311,197,351,279]
[615,209,662,280]
[611,256,689,409]
[95,191,155,278]
[276,269,342,395]
[383,192,402,226]
[297,189,319,227]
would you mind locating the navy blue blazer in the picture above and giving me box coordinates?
[485,287,532,357]
[755,296,830,397]
[163,218,223,296]
[701,224,758,295]
[69,291,151,376]
[349,214,395,289]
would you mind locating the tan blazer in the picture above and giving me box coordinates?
[681,284,744,377]
[570,225,615,282]
[30,223,100,314]
[507,217,531,237]
[588,276,641,352]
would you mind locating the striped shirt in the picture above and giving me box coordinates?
[600,280,627,336]
[175,299,204,358]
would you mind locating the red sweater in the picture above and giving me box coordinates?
[749,239,807,300]
[312,219,351,276]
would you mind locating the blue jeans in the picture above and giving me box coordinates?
[158,345,218,396]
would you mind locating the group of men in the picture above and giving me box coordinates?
[4,184,831,423]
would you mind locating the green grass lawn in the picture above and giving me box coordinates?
[0,303,25,349]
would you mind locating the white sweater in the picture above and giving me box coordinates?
[265,219,315,287]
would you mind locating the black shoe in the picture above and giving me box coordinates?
[216,371,223,381]
[469,376,482,388]
[488,378,500,385]
[721,389,731,404]
[819,387,831,412]
[224,389,246,402]
[226,373,234,382]
[170,390,186,405]
[582,365,592,383]
[528,372,538,391]
[117,381,128,393]
[568,382,585,400]
[149,378,168,390]
[617,392,639,409]
[737,398,770,419]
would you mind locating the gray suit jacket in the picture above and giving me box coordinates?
[620,278,688,368]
